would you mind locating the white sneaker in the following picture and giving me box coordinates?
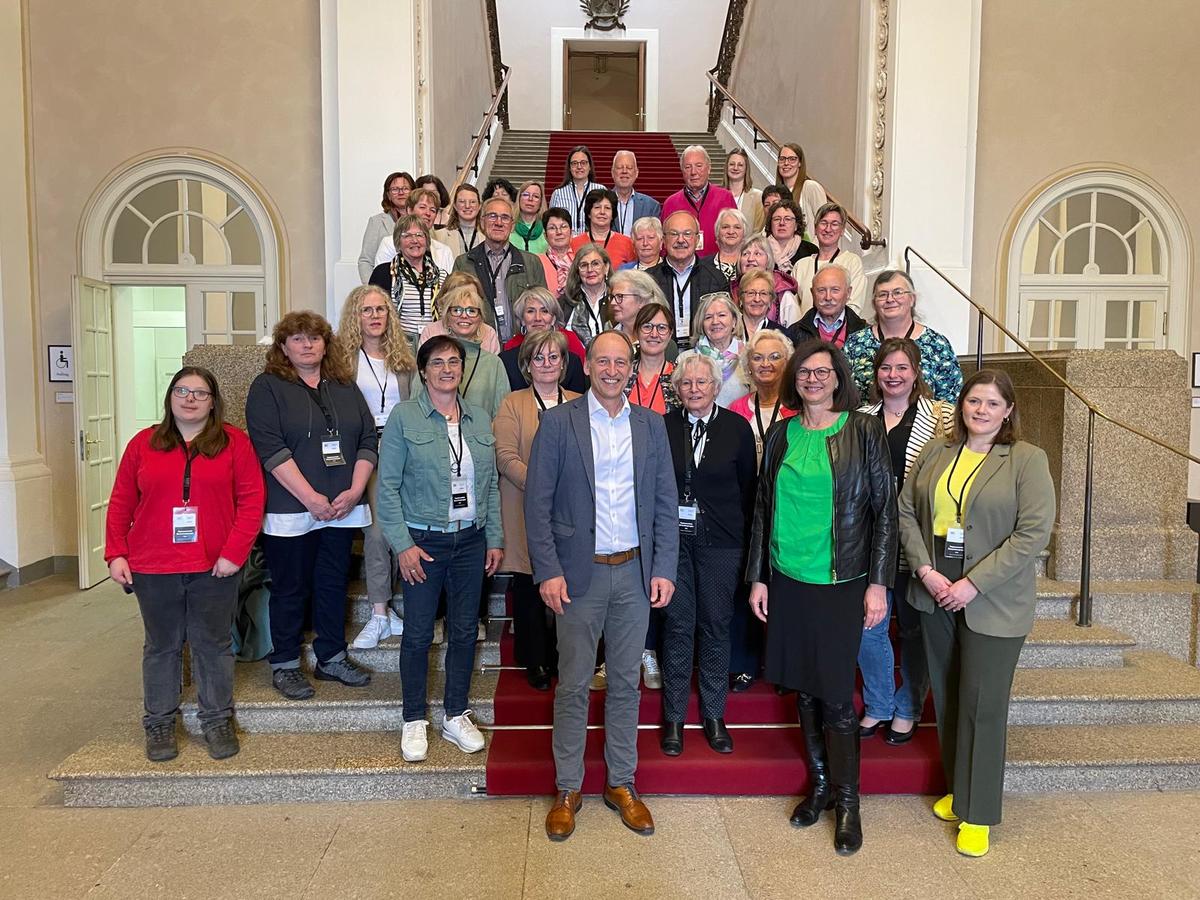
[441,710,485,753]
[401,720,429,762]
[590,663,607,691]
[387,608,404,638]
[477,620,487,642]
[432,620,445,644]
[351,614,390,649]
[642,650,662,690]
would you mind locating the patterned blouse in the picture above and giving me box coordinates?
[843,324,963,402]
[624,358,680,414]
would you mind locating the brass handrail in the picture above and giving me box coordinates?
[450,65,511,198]
[706,73,882,252]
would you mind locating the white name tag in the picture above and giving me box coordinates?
[678,504,697,535]
[451,477,471,510]
[173,506,198,544]
[944,525,965,560]
[322,438,346,467]
[374,413,389,429]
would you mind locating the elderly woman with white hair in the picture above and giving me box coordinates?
[693,292,748,408]
[736,235,799,326]
[714,207,749,284]
[659,350,758,756]
[620,216,665,272]
[607,268,666,336]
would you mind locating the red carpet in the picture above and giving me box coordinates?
[486,614,945,796]
[544,131,685,203]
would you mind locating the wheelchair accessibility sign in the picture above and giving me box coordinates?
[48,345,73,383]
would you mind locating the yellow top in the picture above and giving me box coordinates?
[932,446,988,536]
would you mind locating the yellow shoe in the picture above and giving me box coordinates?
[956,822,989,857]
[932,793,959,822]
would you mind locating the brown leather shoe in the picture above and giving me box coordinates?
[545,790,582,841]
[603,784,654,835]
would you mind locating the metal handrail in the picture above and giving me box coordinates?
[903,245,1200,628]
[450,65,511,198]
[706,73,883,252]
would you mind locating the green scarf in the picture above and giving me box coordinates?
[515,218,544,243]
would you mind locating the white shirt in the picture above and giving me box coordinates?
[587,390,638,554]
[666,258,697,339]
[375,235,455,274]
[446,422,476,523]
[356,352,404,429]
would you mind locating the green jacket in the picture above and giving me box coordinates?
[376,391,503,554]
[898,440,1055,638]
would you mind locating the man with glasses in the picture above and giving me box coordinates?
[610,151,661,237]
[453,197,547,344]
[659,145,737,257]
[646,211,728,348]
[786,267,867,349]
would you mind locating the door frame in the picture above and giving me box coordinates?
[562,47,645,132]
[550,28,659,130]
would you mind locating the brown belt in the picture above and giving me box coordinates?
[593,547,640,566]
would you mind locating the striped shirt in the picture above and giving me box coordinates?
[549,181,606,234]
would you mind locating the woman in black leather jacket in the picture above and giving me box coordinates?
[746,338,897,856]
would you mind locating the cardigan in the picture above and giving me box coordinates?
[660,184,738,257]
[664,406,757,548]
[105,425,265,573]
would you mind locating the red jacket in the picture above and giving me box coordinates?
[105,425,266,574]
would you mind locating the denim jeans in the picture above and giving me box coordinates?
[856,572,929,722]
[132,570,239,729]
[400,525,485,721]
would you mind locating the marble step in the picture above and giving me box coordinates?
[1005,723,1200,792]
[1018,619,1134,668]
[181,664,498,735]
[302,619,504,673]
[51,729,488,808]
[1009,651,1200,725]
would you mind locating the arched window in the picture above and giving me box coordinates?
[1007,171,1189,353]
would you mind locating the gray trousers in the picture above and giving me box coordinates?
[922,605,1026,826]
[553,558,649,792]
[363,469,398,608]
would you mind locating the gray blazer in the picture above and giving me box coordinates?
[524,394,679,598]
[618,191,662,234]
[898,440,1056,638]
[359,211,395,283]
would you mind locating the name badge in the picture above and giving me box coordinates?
[678,504,697,535]
[322,438,346,467]
[451,477,471,510]
[374,413,389,429]
[173,506,198,544]
[944,524,965,560]
[494,304,506,323]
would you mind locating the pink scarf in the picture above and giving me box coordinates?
[546,248,575,297]
[768,235,801,275]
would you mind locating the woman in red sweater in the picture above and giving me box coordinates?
[106,367,265,763]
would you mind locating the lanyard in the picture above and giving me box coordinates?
[446,406,465,477]
[458,225,481,253]
[533,386,563,417]
[582,294,604,336]
[572,183,592,231]
[460,351,481,399]
[486,247,510,293]
[360,348,389,413]
[672,267,696,330]
[682,408,714,500]
[816,248,840,268]
[615,196,632,234]
[945,443,989,523]
[684,185,710,215]
[303,382,337,434]
[397,254,436,318]
[633,358,666,411]
[874,318,916,342]
[753,392,781,444]
[588,229,613,250]
[181,444,198,504]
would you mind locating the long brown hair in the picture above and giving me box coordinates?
[264,311,353,384]
[951,368,1021,445]
[149,367,229,457]
[775,142,808,191]
[381,171,415,215]
[725,148,755,191]
[869,337,931,404]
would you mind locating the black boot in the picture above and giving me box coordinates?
[826,713,863,856]
[790,692,833,827]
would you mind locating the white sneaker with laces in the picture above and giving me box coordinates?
[590,663,607,691]
[432,620,445,644]
[441,710,485,753]
[388,608,404,638]
[641,650,663,690]
[351,614,390,649]
[401,720,429,762]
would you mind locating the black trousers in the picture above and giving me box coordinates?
[510,572,558,669]
[262,527,355,668]
[660,539,741,721]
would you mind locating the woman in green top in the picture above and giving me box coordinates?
[746,338,897,856]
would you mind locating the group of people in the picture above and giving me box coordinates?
[104,142,1055,860]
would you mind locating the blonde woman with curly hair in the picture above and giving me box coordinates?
[335,285,418,649]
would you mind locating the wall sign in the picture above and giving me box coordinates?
[48,345,74,383]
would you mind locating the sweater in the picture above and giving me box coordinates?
[660,184,738,257]
[664,406,757,548]
[105,425,265,573]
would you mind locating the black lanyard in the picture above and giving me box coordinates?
[572,184,591,231]
[615,196,632,235]
[446,404,465,477]
[360,348,389,413]
[634,359,666,411]
[588,229,613,250]
[181,444,198,504]
[533,386,563,418]
[874,319,916,342]
[458,225,480,252]
[684,185,710,215]
[582,294,604,336]
[460,351,481,399]
[753,392,781,444]
[945,444,989,523]
[303,382,337,434]
[682,409,714,501]
[816,248,840,269]
[486,247,510,293]
[672,267,696,329]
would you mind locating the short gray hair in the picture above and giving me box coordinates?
[680,145,711,167]
[869,269,918,321]
[739,234,776,271]
[612,150,638,168]
[692,291,743,342]
[631,216,662,239]
[670,350,724,394]
[715,207,749,233]
[513,286,564,328]
[608,268,666,307]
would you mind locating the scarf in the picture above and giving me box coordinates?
[515,218,544,244]
[545,247,574,297]
[696,336,741,382]
[768,235,802,275]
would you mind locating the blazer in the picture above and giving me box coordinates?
[524,394,680,598]
[359,211,395,283]
[615,190,662,235]
[664,406,757,548]
[492,387,583,574]
[452,243,547,335]
[899,440,1056,638]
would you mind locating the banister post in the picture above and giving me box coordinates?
[1078,408,1095,627]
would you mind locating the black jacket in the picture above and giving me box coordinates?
[647,257,730,340]
[746,411,897,587]
[786,306,869,346]
[664,407,758,548]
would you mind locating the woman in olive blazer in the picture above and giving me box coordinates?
[898,368,1055,858]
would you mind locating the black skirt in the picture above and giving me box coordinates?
[763,571,867,703]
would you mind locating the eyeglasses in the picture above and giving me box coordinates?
[778,154,800,164]
[666,230,697,240]
[578,259,606,271]
[388,187,408,195]
[874,289,913,302]
[519,191,540,201]
[772,216,796,225]
[797,367,835,382]
[360,305,389,317]
[639,322,671,336]
[742,290,772,300]
[426,357,463,370]
[400,232,426,241]
[817,220,844,230]
[532,353,562,366]
[751,352,785,364]
[610,292,640,304]
[448,306,481,318]
[545,223,570,233]
[483,212,513,223]
[678,378,713,390]
[172,386,212,401]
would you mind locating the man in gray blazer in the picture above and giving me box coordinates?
[525,330,679,842]
[611,151,662,236]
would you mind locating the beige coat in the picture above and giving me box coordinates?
[898,440,1056,638]
[492,386,582,574]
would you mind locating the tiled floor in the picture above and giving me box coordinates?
[3,577,1199,899]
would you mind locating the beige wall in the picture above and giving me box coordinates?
[728,0,861,204]
[26,0,325,557]
[428,0,494,182]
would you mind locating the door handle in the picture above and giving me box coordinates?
[81,430,100,461]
